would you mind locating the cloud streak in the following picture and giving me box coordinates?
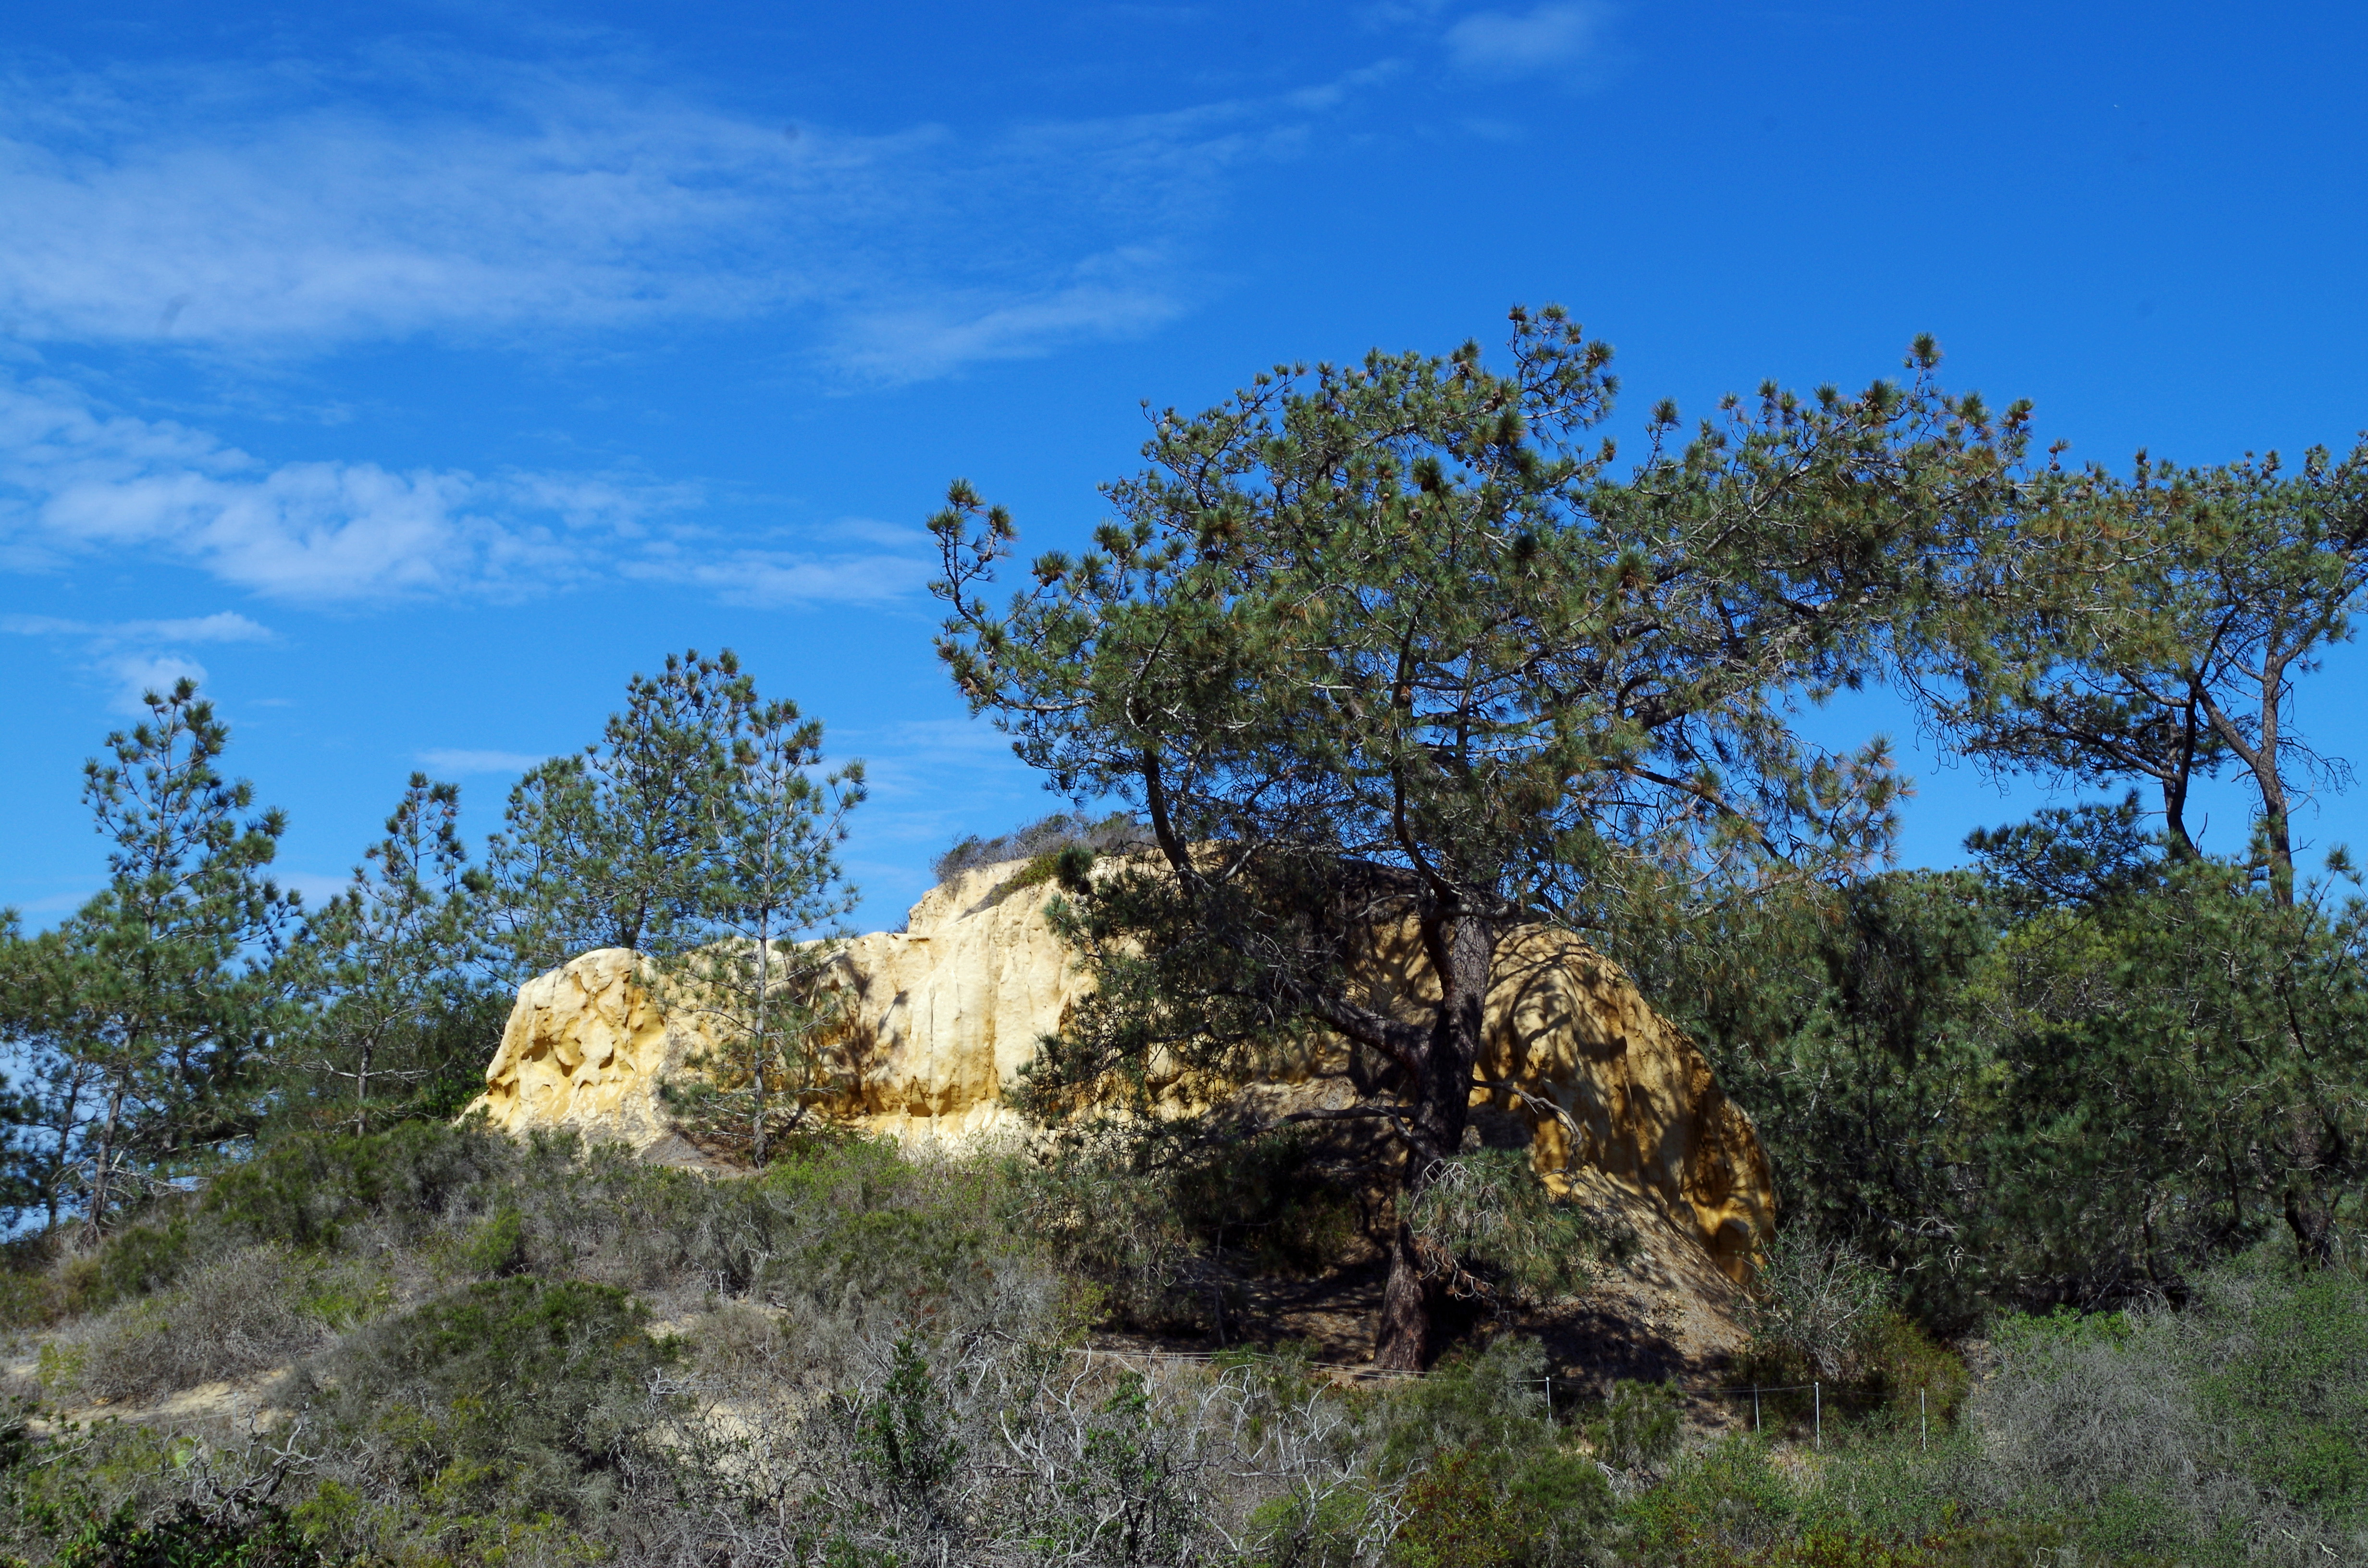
[1,610,273,643]
[416,749,551,776]
[0,374,681,599]
[0,375,927,604]
[3,604,275,711]
[1443,2,1609,79]
[0,56,1346,383]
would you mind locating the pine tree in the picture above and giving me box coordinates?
[934,309,2026,1366]
[287,774,491,1133]
[11,681,293,1233]
[484,649,866,1164]
[1927,439,2368,899]
[487,650,751,973]
[662,698,865,1165]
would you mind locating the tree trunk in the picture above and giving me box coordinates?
[2162,700,2203,858]
[1374,1220,1431,1370]
[87,1080,125,1237]
[1371,900,1493,1371]
[2253,687,2295,906]
[2284,1185,2333,1266]
[353,1034,374,1137]
[752,916,772,1169]
[2196,672,2296,906]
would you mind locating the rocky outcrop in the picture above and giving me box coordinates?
[467,859,1775,1276]
[1357,918,1775,1277]
[468,863,1086,1157]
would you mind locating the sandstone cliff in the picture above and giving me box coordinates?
[467,859,1775,1278]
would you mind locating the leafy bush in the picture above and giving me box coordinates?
[1620,1432,1800,1557]
[202,1121,509,1251]
[1358,1338,1613,1568]
[1591,1379,1680,1473]
[1962,1258,2368,1564]
[298,1276,674,1524]
[931,811,1147,885]
[1406,1150,1616,1308]
[457,1205,525,1277]
[1858,1312,1969,1424]
[1739,1232,1894,1383]
[1373,1337,1555,1473]
[43,1247,333,1405]
[1391,1444,1609,1568]
[51,1126,2368,1568]
[1169,1131,1367,1279]
[1010,1130,1213,1331]
[49,1503,320,1568]
[2184,1262,2368,1530]
[67,1221,196,1318]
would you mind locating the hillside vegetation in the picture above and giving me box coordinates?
[3,312,2366,1563]
[0,1124,2361,1565]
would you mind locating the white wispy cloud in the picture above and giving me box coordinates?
[0,610,272,643]
[0,373,699,600]
[626,504,949,608]
[0,375,954,605]
[621,543,937,608]
[0,55,1350,383]
[99,652,212,711]
[3,605,277,710]
[0,52,1392,603]
[416,748,552,775]
[1443,2,1609,79]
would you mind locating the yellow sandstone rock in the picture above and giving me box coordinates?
[466,859,1775,1277]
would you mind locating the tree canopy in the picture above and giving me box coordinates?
[0,682,294,1231]
[1926,440,2368,898]
[933,307,2032,1364]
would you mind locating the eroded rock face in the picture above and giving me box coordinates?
[468,863,1099,1157]
[466,859,1775,1275]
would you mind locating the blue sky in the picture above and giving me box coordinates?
[4,1,2366,931]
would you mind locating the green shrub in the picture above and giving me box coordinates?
[46,1247,331,1404]
[306,1276,675,1519]
[1242,1470,1385,1568]
[1860,1312,1970,1424]
[2,1213,203,1328]
[0,1416,200,1563]
[1591,1379,1681,1471]
[1740,1231,1895,1382]
[459,1206,525,1277]
[49,1502,321,1568]
[1008,1131,1202,1330]
[1171,1131,1365,1278]
[203,1122,507,1251]
[2184,1261,2368,1531]
[1375,1337,1557,1474]
[1966,1257,2368,1563]
[1382,1449,1610,1568]
[0,1255,64,1330]
[932,811,1144,884]
[1007,1126,1371,1335]
[1406,1148,1617,1307]
[1734,1238,1966,1434]
[1621,1433,1801,1558]
[74,1220,195,1315]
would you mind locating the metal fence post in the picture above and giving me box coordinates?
[1752,1383,1760,1433]
[1813,1381,1821,1448]
[1921,1387,1927,1450]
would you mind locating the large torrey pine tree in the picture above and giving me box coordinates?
[932,308,2026,1366]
